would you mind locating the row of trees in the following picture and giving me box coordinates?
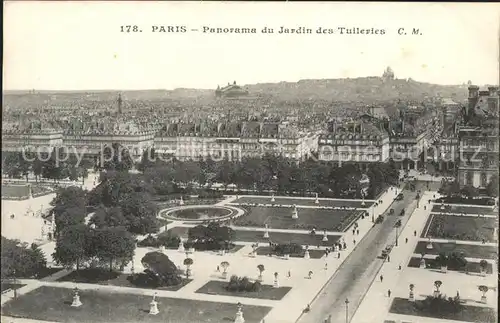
[1,237,47,279]
[2,150,90,182]
[137,150,399,199]
[53,224,135,272]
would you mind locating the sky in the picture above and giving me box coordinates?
[3,2,500,90]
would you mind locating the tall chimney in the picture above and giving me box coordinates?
[468,85,480,115]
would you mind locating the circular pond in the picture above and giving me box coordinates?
[162,205,243,222]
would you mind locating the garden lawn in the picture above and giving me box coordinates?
[255,247,325,259]
[1,184,52,199]
[431,205,496,215]
[234,206,362,231]
[1,283,25,293]
[234,196,372,208]
[407,257,494,274]
[167,227,341,246]
[414,241,497,260]
[389,297,497,323]
[196,280,291,300]
[1,286,271,323]
[1,185,29,198]
[422,214,497,242]
[57,269,191,292]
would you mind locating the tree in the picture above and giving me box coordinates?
[183,258,193,278]
[140,251,181,286]
[89,207,128,229]
[220,261,230,275]
[52,224,92,270]
[460,185,479,198]
[101,143,133,172]
[188,223,235,250]
[435,253,448,268]
[91,227,135,272]
[257,264,265,281]
[479,259,488,275]
[1,237,47,279]
[120,192,159,235]
[478,285,489,300]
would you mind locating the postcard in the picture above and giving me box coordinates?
[2,2,499,323]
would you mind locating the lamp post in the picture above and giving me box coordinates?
[395,225,399,247]
[344,298,349,323]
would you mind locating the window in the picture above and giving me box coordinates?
[466,172,473,186]
[480,173,487,187]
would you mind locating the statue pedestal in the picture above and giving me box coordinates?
[420,259,426,269]
[433,291,440,298]
[283,254,289,260]
[234,309,245,323]
[409,291,414,302]
[271,197,275,202]
[322,235,328,242]
[304,250,310,259]
[71,294,82,307]
[426,243,433,250]
[273,279,279,288]
[149,300,159,315]
[263,231,269,238]
[178,243,185,253]
[315,198,319,204]
[481,295,487,304]
[291,211,298,219]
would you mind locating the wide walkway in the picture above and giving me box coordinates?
[296,183,421,323]
[350,191,435,323]
[351,191,498,323]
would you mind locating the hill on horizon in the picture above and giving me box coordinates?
[3,76,474,107]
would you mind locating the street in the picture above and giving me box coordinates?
[297,182,433,323]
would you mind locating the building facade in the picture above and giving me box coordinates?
[154,121,318,162]
[457,86,499,188]
[318,120,390,167]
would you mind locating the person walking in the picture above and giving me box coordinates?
[380,275,384,282]
[387,255,390,262]
[388,289,392,297]
[414,230,417,236]
[356,229,360,235]
[405,237,408,244]
[216,265,220,272]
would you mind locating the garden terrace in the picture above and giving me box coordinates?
[1,286,272,323]
[255,246,325,259]
[1,184,52,200]
[196,280,291,300]
[414,241,497,260]
[431,205,496,215]
[434,196,496,206]
[233,206,362,231]
[167,227,341,246]
[233,196,373,208]
[407,257,494,274]
[57,268,191,292]
[422,214,497,242]
[389,297,497,323]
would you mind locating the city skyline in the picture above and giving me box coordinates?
[3,2,500,91]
